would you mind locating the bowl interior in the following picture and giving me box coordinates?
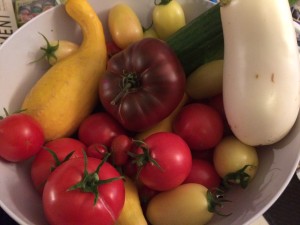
[0,1,299,225]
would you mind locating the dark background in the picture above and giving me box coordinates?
[1,174,299,225]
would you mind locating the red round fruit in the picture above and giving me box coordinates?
[173,103,224,151]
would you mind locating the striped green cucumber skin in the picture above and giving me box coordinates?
[166,4,224,75]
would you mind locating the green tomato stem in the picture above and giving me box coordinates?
[155,0,172,6]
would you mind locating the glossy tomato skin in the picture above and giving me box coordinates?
[0,113,44,162]
[183,159,221,189]
[99,38,186,132]
[137,132,192,191]
[31,137,85,194]
[78,112,127,147]
[173,103,224,151]
[43,157,125,225]
[110,134,132,166]
[86,143,108,160]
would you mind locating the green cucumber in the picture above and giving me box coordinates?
[167,0,297,75]
[166,4,224,75]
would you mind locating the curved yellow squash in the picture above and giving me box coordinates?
[115,177,148,225]
[22,0,107,141]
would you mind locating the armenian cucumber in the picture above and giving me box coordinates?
[166,4,224,75]
[166,0,296,75]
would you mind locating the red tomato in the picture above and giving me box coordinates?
[134,132,192,191]
[78,112,127,147]
[208,94,232,136]
[192,149,214,162]
[138,183,158,206]
[208,94,226,120]
[110,134,132,166]
[31,137,85,194]
[43,157,125,225]
[99,38,186,132]
[173,103,224,151]
[86,143,108,160]
[123,159,138,180]
[106,40,122,58]
[184,159,221,189]
[0,113,44,162]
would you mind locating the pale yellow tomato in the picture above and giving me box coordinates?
[143,26,159,39]
[152,0,186,40]
[213,136,259,188]
[108,3,143,49]
[38,33,79,66]
[186,60,224,100]
[146,183,214,225]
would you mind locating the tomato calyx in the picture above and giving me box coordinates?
[220,0,232,7]
[0,108,9,120]
[33,32,60,64]
[0,108,26,119]
[68,152,124,205]
[110,71,140,105]
[207,188,231,216]
[222,165,255,189]
[155,0,172,6]
[128,140,163,178]
[44,147,75,172]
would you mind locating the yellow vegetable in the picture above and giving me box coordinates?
[22,0,107,141]
[108,3,143,49]
[146,183,213,225]
[152,0,186,40]
[115,177,148,225]
[186,60,223,100]
[135,93,189,140]
[143,26,159,39]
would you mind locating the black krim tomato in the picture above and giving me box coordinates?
[99,38,186,132]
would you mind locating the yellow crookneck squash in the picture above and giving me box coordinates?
[22,0,107,141]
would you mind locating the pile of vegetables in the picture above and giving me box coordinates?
[0,0,299,225]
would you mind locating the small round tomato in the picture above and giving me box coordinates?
[86,143,109,160]
[146,183,213,225]
[152,0,186,40]
[108,3,143,49]
[106,40,122,58]
[110,134,132,166]
[31,137,85,194]
[133,132,192,191]
[38,33,79,65]
[183,159,221,189]
[173,103,224,151]
[43,157,125,225]
[0,112,44,162]
[213,136,259,188]
[78,112,127,147]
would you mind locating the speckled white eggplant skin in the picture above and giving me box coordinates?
[221,0,300,146]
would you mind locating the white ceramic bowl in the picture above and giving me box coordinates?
[0,1,299,225]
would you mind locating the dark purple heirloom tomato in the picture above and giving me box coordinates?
[99,38,185,132]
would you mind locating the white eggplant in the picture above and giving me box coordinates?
[221,0,300,146]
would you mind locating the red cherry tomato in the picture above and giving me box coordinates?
[43,157,125,225]
[184,159,221,189]
[134,132,192,191]
[110,134,132,166]
[0,113,44,162]
[31,137,85,194]
[86,143,108,160]
[78,112,127,147]
[173,103,224,151]
[106,40,122,58]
